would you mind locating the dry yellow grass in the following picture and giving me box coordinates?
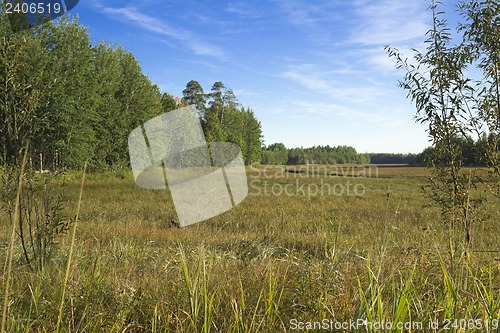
[0,165,498,332]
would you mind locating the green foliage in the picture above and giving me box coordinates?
[0,8,263,170]
[387,0,500,262]
[1,167,69,270]
[370,153,418,165]
[160,92,178,113]
[458,0,500,196]
[263,144,370,165]
[415,135,489,166]
[92,43,160,170]
[416,147,435,166]
[183,80,206,116]
[37,18,99,170]
[0,15,45,166]
[0,13,161,171]
[387,0,480,256]
[182,81,263,165]
[262,143,288,165]
[240,108,263,165]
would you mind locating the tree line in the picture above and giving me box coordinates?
[416,134,498,167]
[0,13,263,171]
[261,143,371,165]
[370,134,496,166]
[262,134,497,166]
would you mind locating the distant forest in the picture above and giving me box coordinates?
[261,143,371,165]
[262,134,493,166]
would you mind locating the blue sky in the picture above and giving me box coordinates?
[70,0,461,154]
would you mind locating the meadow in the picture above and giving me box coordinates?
[0,165,499,332]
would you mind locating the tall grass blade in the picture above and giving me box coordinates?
[1,142,29,333]
[56,162,87,333]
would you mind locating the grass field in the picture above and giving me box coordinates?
[0,165,499,332]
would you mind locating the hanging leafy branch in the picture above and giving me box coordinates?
[458,0,500,197]
[386,0,481,256]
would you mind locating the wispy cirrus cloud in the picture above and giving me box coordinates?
[278,1,319,26]
[233,88,270,99]
[350,0,429,46]
[95,4,226,59]
[288,100,395,124]
[282,64,388,104]
[338,1,431,78]
[276,0,346,27]
[226,3,265,19]
[274,0,348,45]
[283,64,331,91]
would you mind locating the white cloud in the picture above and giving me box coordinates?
[278,1,319,26]
[226,3,265,19]
[96,4,226,59]
[233,88,270,99]
[350,0,430,46]
[282,64,389,104]
[283,65,331,91]
[358,46,415,74]
[85,0,431,153]
[289,100,387,123]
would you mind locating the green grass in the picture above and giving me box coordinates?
[0,166,499,332]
